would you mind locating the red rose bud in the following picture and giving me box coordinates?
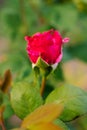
[25,29,69,70]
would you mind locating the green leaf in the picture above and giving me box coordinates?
[11,81,43,119]
[54,119,69,130]
[46,84,87,121]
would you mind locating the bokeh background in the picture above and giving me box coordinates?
[0,0,87,129]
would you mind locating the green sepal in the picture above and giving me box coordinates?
[33,57,52,77]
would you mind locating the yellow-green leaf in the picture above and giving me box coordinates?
[22,103,63,128]
[28,122,63,130]
[46,84,87,121]
[11,128,26,130]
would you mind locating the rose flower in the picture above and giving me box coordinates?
[25,29,69,67]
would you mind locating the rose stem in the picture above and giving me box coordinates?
[40,76,46,96]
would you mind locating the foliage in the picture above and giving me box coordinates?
[46,84,87,121]
[0,0,87,130]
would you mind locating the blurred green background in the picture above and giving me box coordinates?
[0,0,87,130]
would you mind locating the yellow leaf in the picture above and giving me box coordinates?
[29,122,63,130]
[21,103,63,128]
[11,128,26,130]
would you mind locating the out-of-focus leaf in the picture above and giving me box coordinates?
[28,122,63,130]
[54,119,69,130]
[67,42,87,62]
[3,104,14,119]
[0,90,3,106]
[12,128,26,130]
[0,106,5,114]
[0,105,5,128]
[62,59,87,90]
[78,114,87,130]
[22,103,63,128]
[53,63,64,81]
[0,70,12,93]
[3,94,14,119]
[73,0,87,12]
[46,84,87,121]
[0,52,31,81]
[43,4,78,31]
[5,12,21,29]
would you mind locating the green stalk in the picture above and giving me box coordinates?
[40,76,46,96]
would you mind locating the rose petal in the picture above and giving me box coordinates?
[25,36,31,41]
[62,37,70,44]
[25,29,69,65]
[56,51,63,63]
